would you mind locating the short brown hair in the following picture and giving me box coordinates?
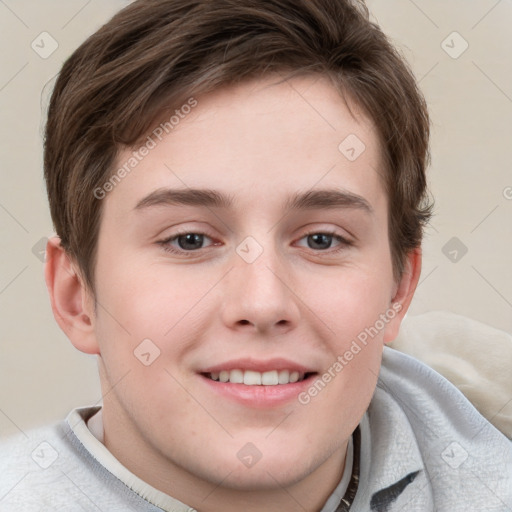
[44,0,433,293]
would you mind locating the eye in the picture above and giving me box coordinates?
[157,229,352,257]
[158,231,216,255]
[296,231,352,253]
[174,233,208,251]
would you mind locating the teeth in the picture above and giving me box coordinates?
[230,369,244,384]
[289,371,299,383]
[278,370,289,384]
[208,369,307,385]
[244,371,261,385]
[261,370,278,385]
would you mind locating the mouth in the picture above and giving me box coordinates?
[198,359,318,407]
[203,369,315,385]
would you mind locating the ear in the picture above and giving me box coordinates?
[383,247,422,344]
[44,236,100,355]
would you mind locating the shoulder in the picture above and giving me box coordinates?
[0,420,68,471]
[0,408,164,511]
[370,346,512,508]
[0,421,82,510]
[1,412,115,510]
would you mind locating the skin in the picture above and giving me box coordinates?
[45,74,421,512]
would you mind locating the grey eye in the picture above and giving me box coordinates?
[176,233,206,250]
[306,233,335,250]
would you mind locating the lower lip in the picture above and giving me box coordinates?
[199,374,316,408]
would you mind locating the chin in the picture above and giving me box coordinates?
[214,463,308,492]
[193,443,316,491]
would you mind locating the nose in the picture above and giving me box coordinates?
[220,242,301,335]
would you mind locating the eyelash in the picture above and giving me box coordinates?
[157,229,353,257]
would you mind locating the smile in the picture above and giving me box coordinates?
[199,358,319,408]
[206,369,313,385]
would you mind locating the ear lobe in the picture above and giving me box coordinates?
[383,247,422,344]
[44,236,100,355]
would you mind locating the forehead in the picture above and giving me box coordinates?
[107,74,386,218]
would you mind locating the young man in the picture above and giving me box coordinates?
[1,0,511,510]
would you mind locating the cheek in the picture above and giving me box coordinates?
[300,263,392,402]
[92,258,213,387]
[299,282,386,434]
[312,265,394,340]
[94,251,199,335]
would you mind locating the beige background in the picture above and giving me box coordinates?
[1,0,511,438]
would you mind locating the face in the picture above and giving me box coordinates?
[84,75,411,502]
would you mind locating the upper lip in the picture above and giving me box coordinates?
[200,358,316,374]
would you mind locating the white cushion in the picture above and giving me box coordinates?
[390,310,512,439]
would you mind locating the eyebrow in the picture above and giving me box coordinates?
[134,187,373,215]
[285,189,373,214]
[135,188,233,210]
